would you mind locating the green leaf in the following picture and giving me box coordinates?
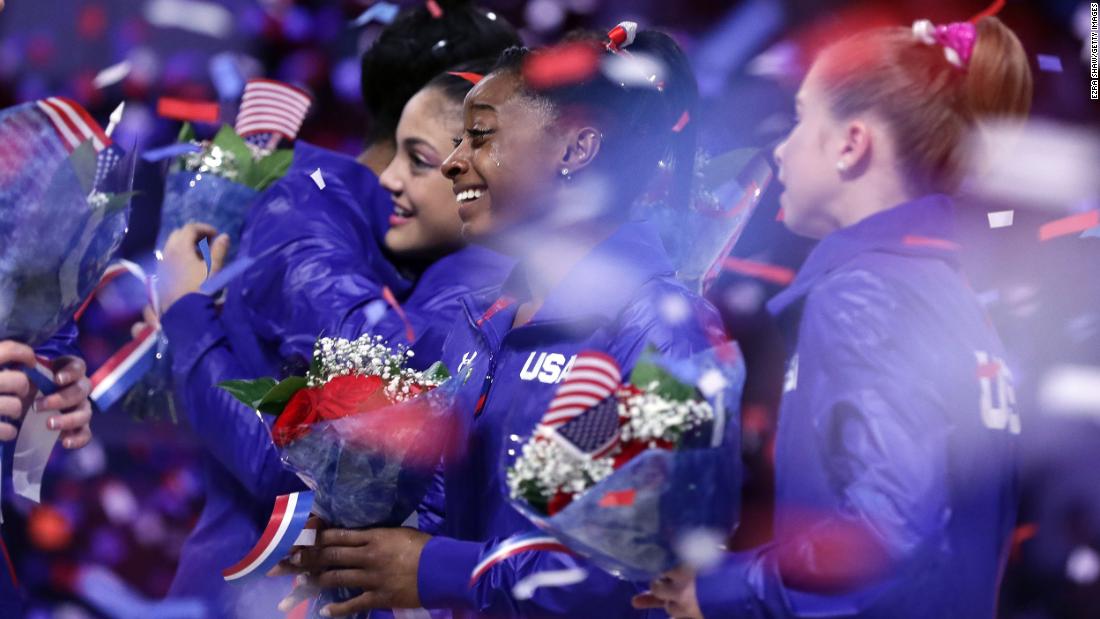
[69,140,99,194]
[629,350,697,402]
[219,378,278,409]
[177,122,196,143]
[256,375,309,415]
[422,361,452,383]
[212,124,254,170]
[97,191,139,215]
[246,148,293,190]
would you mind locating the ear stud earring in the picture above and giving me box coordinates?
[836,161,849,172]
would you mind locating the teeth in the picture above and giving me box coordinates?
[393,204,412,217]
[457,188,484,203]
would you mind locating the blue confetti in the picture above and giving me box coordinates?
[350,2,399,28]
[142,143,201,163]
[1037,54,1063,73]
[209,52,246,101]
[198,236,211,278]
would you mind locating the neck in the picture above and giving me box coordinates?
[357,140,396,176]
[518,222,618,306]
[832,174,914,231]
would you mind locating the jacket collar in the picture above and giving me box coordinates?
[464,220,676,330]
[412,245,513,300]
[768,194,960,317]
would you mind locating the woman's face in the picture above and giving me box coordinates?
[772,64,847,239]
[380,87,466,261]
[440,71,571,249]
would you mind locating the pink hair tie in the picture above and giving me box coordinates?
[912,19,977,69]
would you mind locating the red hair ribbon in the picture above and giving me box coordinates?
[447,71,484,85]
[968,0,1005,23]
[606,21,637,53]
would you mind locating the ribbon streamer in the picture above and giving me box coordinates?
[222,491,316,582]
[469,532,575,587]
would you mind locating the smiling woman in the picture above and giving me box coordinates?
[378,67,483,266]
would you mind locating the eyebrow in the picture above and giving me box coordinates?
[403,137,439,158]
[470,102,497,113]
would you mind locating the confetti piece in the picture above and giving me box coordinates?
[522,43,601,91]
[987,210,1014,228]
[672,110,691,132]
[901,235,961,251]
[696,369,729,398]
[722,257,795,286]
[209,53,245,101]
[1039,364,1100,416]
[197,237,211,278]
[142,143,202,162]
[600,51,666,90]
[156,98,220,123]
[598,489,636,508]
[350,2,399,28]
[93,61,132,89]
[1038,210,1100,242]
[105,102,125,138]
[1036,54,1063,73]
[447,71,484,85]
[309,168,325,189]
[143,0,233,38]
[426,0,443,18]
[674,528,726,570]
[512,568,587,601]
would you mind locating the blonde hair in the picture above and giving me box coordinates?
[816,16,1033,194]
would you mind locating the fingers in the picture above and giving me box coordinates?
[49,398,92,433]
[0,369,33,399]
[50,355,87,387]
[60,424,92,450]
[317,527,373,548]
[143,305,160,328]
[131,321,148,339]
[0,421,16,441]
[0,396,28,422]
[631,592,665,610]
[0,340,37,368]
[319,591,383,618]
[210,233,230,274]
[313,568,374,590]
[277,579,318,613]
[37,376,91,412]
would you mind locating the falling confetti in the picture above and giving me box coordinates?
[696,369,729,398]
[522,43,601,91]
[350,2,399,28]
[143,0,234,39]
[722,257,795,286]
[93,61,132,89]
[671,110,691,133]
[426,0,443,18]
[674,528,726,570]
[1038,210,1100,242]
[987,210,1014,229]
[309,168,325,190]
[1036,54,1063,73]
[156,98,220,123]
[1039,364,1100,416]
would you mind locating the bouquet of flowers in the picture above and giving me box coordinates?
[220,334,456,528]
[501,346,743,581]
[156,78,311,258]
[0,97,133,346]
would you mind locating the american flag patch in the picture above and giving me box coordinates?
[234,78,312,140]
[552,395,621,458]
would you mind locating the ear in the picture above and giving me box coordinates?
[837,119,872,176]
[559,126,602,175]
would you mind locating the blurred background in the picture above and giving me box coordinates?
[1,0,1098,617]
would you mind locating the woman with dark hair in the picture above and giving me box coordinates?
[637,12,1032,619]
[291,25,731,619]
[152,2,519,615]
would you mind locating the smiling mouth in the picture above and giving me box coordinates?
[393,203,413,218]
[456,188,485,204]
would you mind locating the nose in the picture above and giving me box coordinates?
[378,159,402,196]
[441,144,469,181]
[772,136,786,168]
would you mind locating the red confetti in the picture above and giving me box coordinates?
[522,42,601,91]
[901,235,961,251]
[976,360,1001,379]
[77,4,109,39]
[382,285,416,343]
[426,0,443,18]
[156,97,220,123]
[775,207,786,222]
[671,110,691,132]
[722,257,796,286]
[448,71,484,85]
[598,488,637,508]
[1038,209,1100,242]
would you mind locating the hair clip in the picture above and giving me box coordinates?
[912,19,977,69]
[447,71,484,85]
[606,21,638,53]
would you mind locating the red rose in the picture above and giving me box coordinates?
[547,490,574,516]
[314,374,392,422]
[611,438,674,470]
[272,387,321,447]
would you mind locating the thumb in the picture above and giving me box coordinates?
[210,234,230,273]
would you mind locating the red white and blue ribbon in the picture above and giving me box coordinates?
[89,324,159,413]
[469,531,575,587]
[223,491,316,582]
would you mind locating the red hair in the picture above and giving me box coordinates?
[816,16,1033,194]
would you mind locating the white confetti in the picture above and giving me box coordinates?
[697,369,729,398]
[658,293,691,325]
[310,168,325,190]
[1066,546,1100,585]
[512,568,587,600]
[675,528,726,570]
[987,210,1015,229]
[1039,364,1100,417]
[93,60,132,89]
[144,0,234,39]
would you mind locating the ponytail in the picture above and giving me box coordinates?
[816,15,1032,194]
